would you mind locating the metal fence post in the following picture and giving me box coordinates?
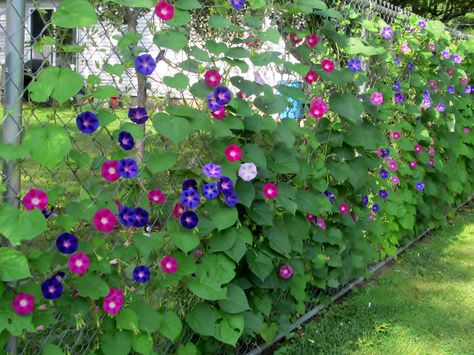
[2,0,25,354]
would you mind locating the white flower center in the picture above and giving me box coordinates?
[108,167,116,174]
[109,301,116,309]
[166,262,172,269]
[101,217,108,225]
[20,299,28,307]
[76,260,83,267]
[32,197,40,205]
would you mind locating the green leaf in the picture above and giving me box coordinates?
[215,313,244,346]
[171,231,200,254]
[24,126,71,169]
[92,85,119,100]
[132,334,153,355]
[207,205,239,231]
[249,0,266,9]
[186,303,219,337]
[52,0,97,28]
[218,284,250,314]
[153,30,188,52]
[254,94,289,114]
[158,311,182,341]
[130,303,161,333]
[0,144,30,160]
[152,113,192,144]
[175,0,202,9]
[248,202,274,226]
[209,228,239,253]
[72,274,109,300]
[226,47,249,59]
[329,93,364,123]
[0,206,47,246]
[209,15,232,28]
[105,0,153,7]
[42,343,64,355]
[234,181,255,208]
[116,308,139,331]
[101,332,132,355]
[243,144,267,169]
[247,251,273,281]
[296,190,332,215]
[103,63,125,76]
[187,278,227,300]
[177,343,198,355]
[264,227,291,256]
[167,9,192,27]
[146,150,178,174]
[0,248,31,281]
[28,67,83,104]
[163,73,190,90]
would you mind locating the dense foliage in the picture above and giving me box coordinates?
[0,0,472,354]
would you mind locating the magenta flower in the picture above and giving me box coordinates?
[321,59,334,72]
[409,160,417,169]
[204,69,221,87]
[370,92,384,106]
[463,127,470,134]
[306,33,318,47]
[155,0,174,21]
[23,188,48,211]
[68,252,91,275]
[400,44,410,53]
[161,256,178,273]
[414,144,423,154]
[211,106,226,120]
[289,33,302,44]
[316,217,326,230]
[390,176,400,184]
[263,183,278,199]
[279,265,293,279]
[391,131,401,140]
[305,70,318,84]
[309,97,329,119]
[224,144,242,162]
[148,189,166,204]
[306,213,317,223]
[427,147,436,157]
[428,43,435,51]
[93,209,117,233]
[134,54,156,76]
[12,293,35,315]
[128,107,148,124]
[101,160,120,182]
[172,203,186,218]
[339,203,349,215]
[103,288,124,315]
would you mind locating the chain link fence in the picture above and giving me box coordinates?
[0,0,470,354]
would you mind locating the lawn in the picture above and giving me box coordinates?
[275,206,474,355]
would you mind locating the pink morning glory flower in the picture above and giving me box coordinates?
[306,33,318,47]
[101,160,120,182]
[321,59,334,72]
[390,176,400,184]
[339,203,349,214]
[289,33,302,44]
[370,92,384,106]
[161,256,178,273]
[391,131,401,140]
[279,265,293,279]
[103,288,124,315]
[224,144,242,162]
[414,144,423,154]
[93,209,117,233]
[238,163,257,181]
[263,183,278,199]
[155,0,174,21]
[309,97,329,119]
[148,189,166,204]
[204,69,221,87]
[23,188,48,211]
[68,252,91,275]
[172,203,186,218]
[317,217,326,230]
[12,293,35,315]
[211,106,226,120]
[305,70,318,84]
[409,160,417,169]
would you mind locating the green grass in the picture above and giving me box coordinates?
[276,207,474,355]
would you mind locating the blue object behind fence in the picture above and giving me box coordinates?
[278,80,304,119]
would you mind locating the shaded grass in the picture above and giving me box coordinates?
[275,207,474,355]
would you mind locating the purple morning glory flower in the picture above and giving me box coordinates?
[380,148,390,158]
[465,86,472,94]
[118,158,138,178]
[416,181,425,191]
[394,58,400,65]
[76,111,99,134]
[224,190,239,207]
[361,195,369,206]
[380,168,389,179]
[128,107,148,124]
[135,54,156,76]
[441,50,451,59]
[447,85,455,94]
[207,93,222,111]
[421,98,431,109]
[406,26,414,33]
[56,233,78,254]
[230,0,245,10]
[118,131,134,150]
[181,189,200,209]
[202,183,219,200]
[408,63,414,72]
[394,92,404,104]
[203,163,222,178]
[372,203,380,213]
[423,90,431,99]
[323,190,336,204]
[119,206,136,227]
[452,54,462,64]
[41,277,63,300]
[393,81,401,91]
[380,26,393,39]
[348,58,362,72]
[218,176,234,195]
[181,210,199,229]
[418,21,426,28]
[379,189,388,199]
[133,265,150,283]
[213,85,232,106]
[182,179,198,191]
[134,208,149,228]
[435,103,445,112]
